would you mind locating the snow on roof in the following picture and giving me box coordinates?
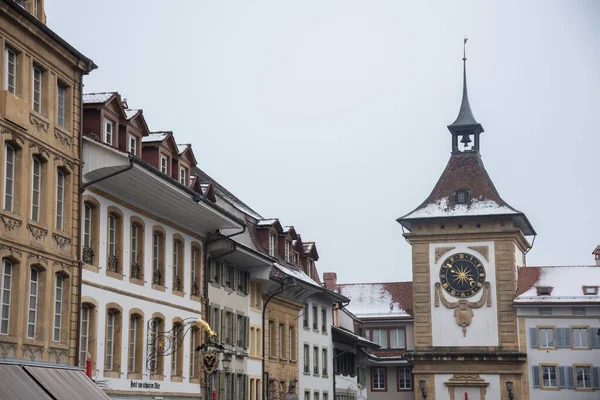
[125,109,140,120]
[177,144,189,154]
[274,263,320,288]
[257,219,278,226]
[338,283,412,318]
[402,196,519,220]
[515,266,600,304]
[142,132,169,143]
[83,92,115,104]
[303,243,314,253]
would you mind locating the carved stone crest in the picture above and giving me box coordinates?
[47,348,69,364]
[22,344,44,361]
[467,246,489,262]
[54,155,75,170]
[54,128,72,148]
[1,127,26,144]
[29,142,50,159]
[0,342,17,359]
[27,224,48,240]
[434,281,492,337]
[435,246,456,263]
[0,244,22,257]
[27,253,48,265]
[0,214,22,231]
[52,233,72,249]
[29,113,50,133]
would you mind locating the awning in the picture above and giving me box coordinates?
[332,326,380,350]
[0,363,111,400]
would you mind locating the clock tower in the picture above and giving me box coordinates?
[397,42,535,400]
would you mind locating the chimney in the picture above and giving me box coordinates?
[323,272,337,288]
[594,245,600,266]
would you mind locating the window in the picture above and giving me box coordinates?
[103,118,113,145]
[190,246,200,296]
[171,322,183,376]
[312,305,318,330]
[107,213,120,273]
[160,154,168,174]
[321,308,327,332]
[541,365,557,388]
[33,0,38,17]
[3,144,15,212]
[293,253,298,265]
[576,366,592,389]
[130,223,143,280]
[303,344,310,374]
[189,327,200,378]
[279,323,284,358]
[323,393,328,400]
[172,239,183,292]
[314,392,319,400]
[303,304,309,328]
[372,329,388,348]
[269,320,275,356]
[322,348,328,376]
[372,367,386,391]
[304,391,310,400]
[238,315,246,348]
[456,189,469,204]
[82,202,96,265]
[105,311,115,370]
[152,230,165,286]
[573,328,589,349]
[55,169,65,230]
[31,157,41,222]
[32,66,42,113]
[225,312,233,345]
[128,314,141,373]
[148,318,164,375]
[180,166,187,185]
[211,259,221,284]
[285,240,290,262]
[307,259,312,277]
[313,346,319,375]
[237,270,248,293]
[4,47,17,94]
[225,263,234,288]
[52,274,64,342]
[0,259,13,335]
[289,326,295,360]
[268,233,276,256]
[79,305,91,367]
[583,286,598,295]
[539,328,555,348]
[27,267,40,339]
[573,307,585,316]
[539,308,552,316]
[390,328,405,349]
[56,82,67,128]
[212,307,220,341]
[397,367,412,390]
[128,134,137,155]
[537,286,553,296]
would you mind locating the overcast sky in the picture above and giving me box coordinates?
[47,1,599,284]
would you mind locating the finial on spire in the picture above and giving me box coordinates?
[463,37,468,61]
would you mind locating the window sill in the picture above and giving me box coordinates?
[54,124,72,139]
[574,388,594,392]
[26,220,48,242]
[48,342,69,351]
[127,373,142,380]
[83,263,99,273]
[540,387,560,391]
[0,211,23,233]
[313,373,320,377]
[397,388,414,392]
[129,277,144,286]
[189,377,201,384]
[0,335,18,344]
[106,270,123,281]
[104,371,120,379]
[29,110,50,133]
[236,290,247,297]
[152,284,166,292]
[303,371,310,376]
[170,376,183,383]
[303,326,310,331]
[150,374,164,381]
[224,286,234,293]
[210,281,221,289]
[172,289,184,298]
[190,295,202,302]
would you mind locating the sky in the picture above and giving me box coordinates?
[46,1,600,284]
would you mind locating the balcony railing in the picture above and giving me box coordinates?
[131,261,141,280]
[108,255,119,273]
[172,274,182,292]
[153,267,163,286]
[191,281,200,297]
[82,246,94,265]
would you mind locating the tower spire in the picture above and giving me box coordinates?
[448,38,484,153]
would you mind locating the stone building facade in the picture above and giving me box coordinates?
[0,0,94,366]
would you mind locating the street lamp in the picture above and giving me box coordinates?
[505,380,514,400]
[419,379,427,399]
[222,353,232,372]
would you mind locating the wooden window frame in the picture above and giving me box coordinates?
[4,46,18,94]
[540,363,559,390]
[27,265,43,339]
[103,118,114,146]
[371,367,387,392]
[171,320,184,378]
[160,154,168,174]
[3,143,15,212]
[32,65,43,114]
[573,364,593,391]
[303,343,310,374]
[537,326,556,350]
[31,156,42,222]
[127,311,144,377]
[128,134,137,156]
[571,326,590,350]
[56,81,68,128]
[52,273,64,342]
[55,168,66,231]
[104,304,123,376]
[0,259,14,335]
[151,227,166,289]
[397,366,413,391]
[172,237,185,295]
[312,305,318,331]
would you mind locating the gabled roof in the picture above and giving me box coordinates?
[333,281,413,318]
[303,242,319,260]
[142,131,179,155]
[593,245,600,256]
[515,266,600,304]
[256,218,283,233]
[281,226,298,240]
[83,92,116,104]
[397,153,535,236]
[177,143,198,166]
[125,109,150,136]
[292,236,304,252]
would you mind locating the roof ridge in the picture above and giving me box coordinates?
[336,281,413,286]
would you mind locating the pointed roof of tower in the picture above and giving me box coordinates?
[447,39,484,135]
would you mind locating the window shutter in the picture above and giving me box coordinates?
[244,317,250,349]
[245,272,250,295]
[233,268,238,291]
[221,262,226,286]
[244,375,249,400]
[529,327,538,348]
[209,260,214,282]
[555,328,564,348]
[591,328,600,348]
[219,372,225,400]
[566,366,575,389]
[220,309,226,341]
[592,367,600,389]
[532,366,540,388]
[558,366,567,388]
[563,327,571,348]
[232,314,238,348]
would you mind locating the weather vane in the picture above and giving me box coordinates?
[463,37,468,61]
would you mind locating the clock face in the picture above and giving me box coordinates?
[439,252,486,298]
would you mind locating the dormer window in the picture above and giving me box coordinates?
[128,134,137,156]
[537,286,553,296]
[268,233,276,256]
[180,167,187,186]
[583,286,598,295]
[456,189,469,204]
[293,253,298,265]
[284,240,291,262]
[160,154,168,174]
[103,118,114,145]
[307,259,312,277]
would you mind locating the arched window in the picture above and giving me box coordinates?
[79,301,98,368]
[190,244,201,298]
[105,305,122,374]
[152,228,165,288]
[130,218,145,282]
[189,326,200,380]
[171,321,184,377]
[128,311,144,375]
[106,209,123,277]
[0,259,13,335]
[149,316,165,376]
[172,238,184,293]
[82,199,100,266]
